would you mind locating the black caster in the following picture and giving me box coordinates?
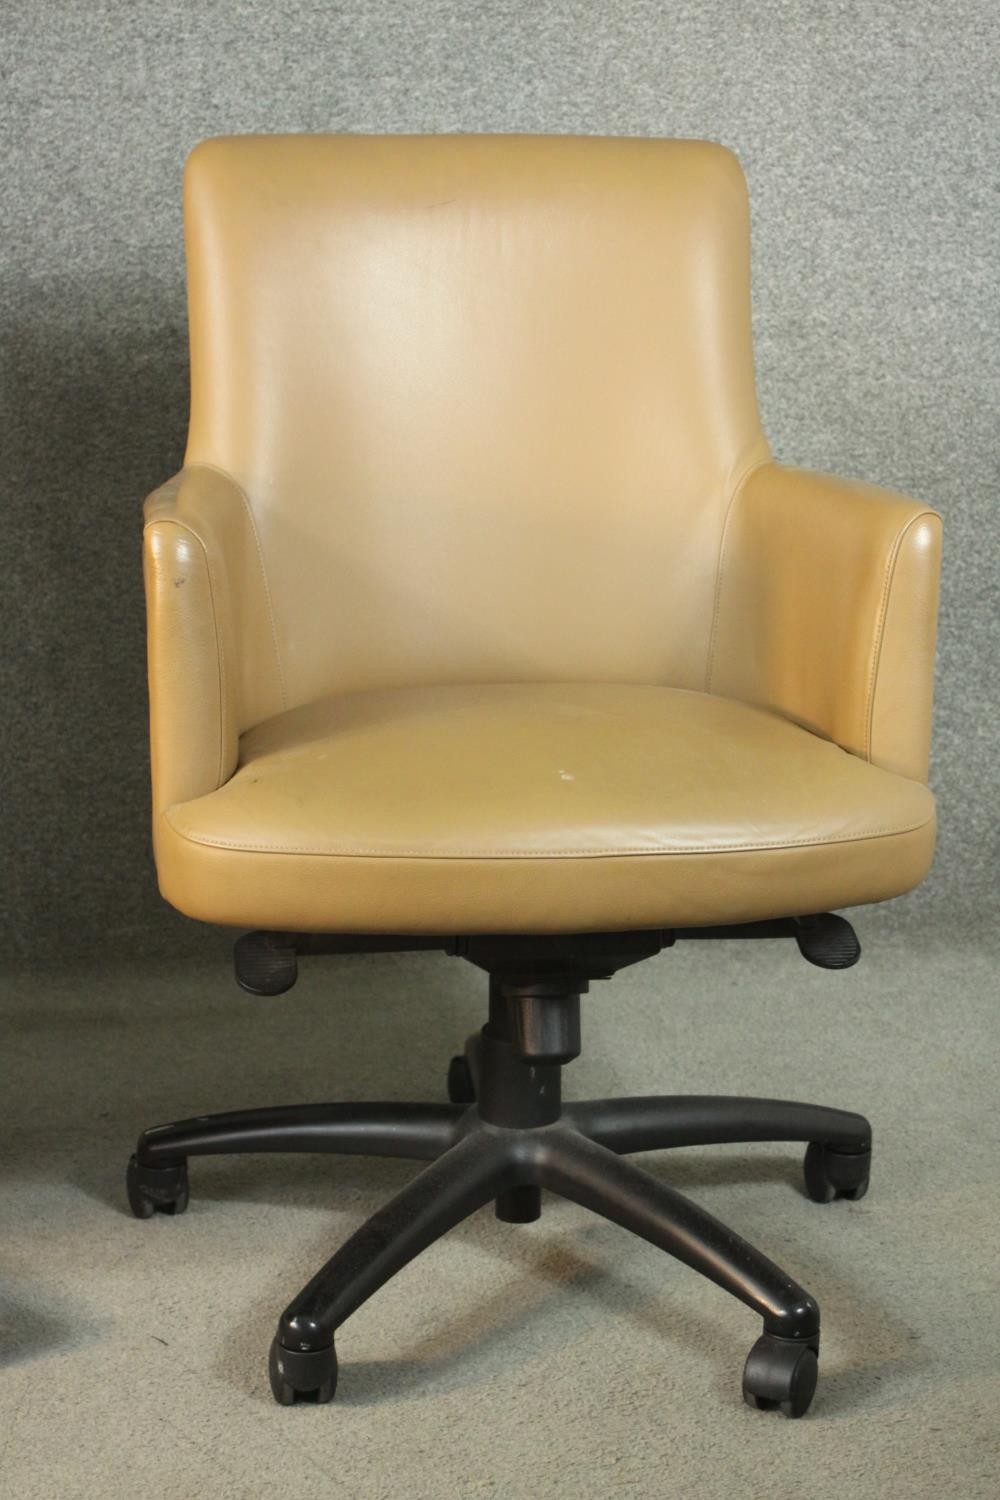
[126,1154,189,1218]
[743,1332,819,1418]
[446,1054,476,1104]
[803,1142,871,1204]
[495,1184,542,1223]
[268,1338,338,1405]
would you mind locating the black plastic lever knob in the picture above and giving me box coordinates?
[793,914,861,970]
[234,931,299,995]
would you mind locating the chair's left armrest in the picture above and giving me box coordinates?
[708,462,942,781]
[143,464,285,816]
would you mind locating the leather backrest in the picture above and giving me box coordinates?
[184,134,769,713]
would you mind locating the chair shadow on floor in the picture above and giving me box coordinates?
[0,1283,103,1370]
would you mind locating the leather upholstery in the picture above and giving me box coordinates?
[145,465,285,811]
[143,134,941,934]
[182,134,768,707]
[155,683,935,933]
[710,464,942,782]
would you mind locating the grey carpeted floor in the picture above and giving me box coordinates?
[2,927,998,1498]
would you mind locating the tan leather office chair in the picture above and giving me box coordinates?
[130,135,941,1417]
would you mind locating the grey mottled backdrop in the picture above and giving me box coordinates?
[2,1,997,960]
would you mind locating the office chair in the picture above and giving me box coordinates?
[130,135,941,1417]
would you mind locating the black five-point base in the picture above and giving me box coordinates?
[127,929,872,1417]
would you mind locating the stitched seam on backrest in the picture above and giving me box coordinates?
[705,456,770,693]
[187,461,288,714]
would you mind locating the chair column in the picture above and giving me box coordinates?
[474,978,582,1222]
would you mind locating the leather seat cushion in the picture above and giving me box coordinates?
[156,683,936,933]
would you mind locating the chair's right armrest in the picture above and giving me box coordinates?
[143,464,285,815]
[708,462,942,781]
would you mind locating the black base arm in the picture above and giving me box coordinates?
[130,921,872,1417]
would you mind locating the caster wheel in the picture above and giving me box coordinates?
[268,1338,338,1405]
[743,1333,819,1418]
[126,1154,189,1218]
[804,1142,871,1204]
[446,1054,476,1104]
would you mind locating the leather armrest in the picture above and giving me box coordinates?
[708,462,942,782]
[143,465,285,814]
